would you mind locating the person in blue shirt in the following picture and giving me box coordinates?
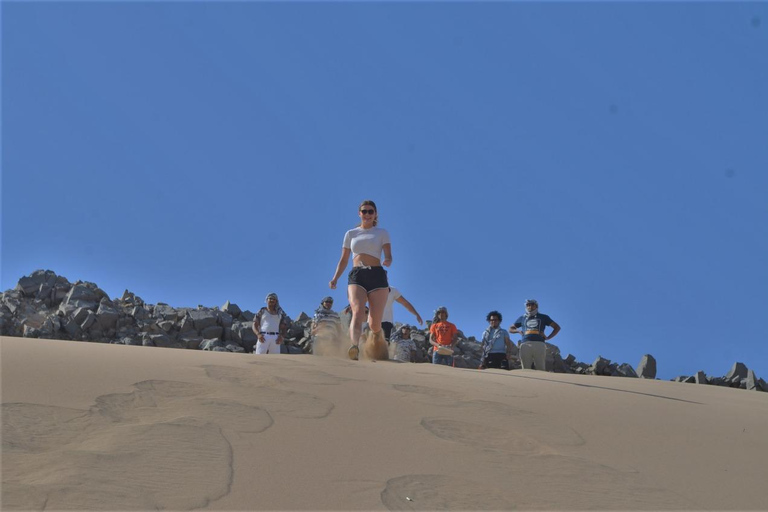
[480,310,514,370]
[509,299,561,371]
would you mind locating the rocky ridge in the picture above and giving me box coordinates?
[2,270,765,393]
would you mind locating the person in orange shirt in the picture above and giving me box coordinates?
[429,306,459,366]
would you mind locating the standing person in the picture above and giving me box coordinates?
[382,286,423,342]
[391,325,418,362]
[509,299,561,371]
[429,306,458,366]
[480,311,514,370]
[329,200,392,360]
[311,296,342,352]
[251,293,291,355]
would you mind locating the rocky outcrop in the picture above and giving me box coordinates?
[672,362,768,392]
[2,270,764,392]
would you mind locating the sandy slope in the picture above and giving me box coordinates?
[2,336,767,511]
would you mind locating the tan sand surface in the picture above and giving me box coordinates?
[2,335,767,510]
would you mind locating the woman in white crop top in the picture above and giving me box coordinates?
[329,200,392,360]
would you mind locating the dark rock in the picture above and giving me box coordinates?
[96,301,119,329]
[189,309,217,331]
[695,371,708,384]
[23,325,40,338]
[200,325,223,340]
[637,354,657,379]
[200,339,226,351]
[590,356,611,376]
[216,311,233,330]
[745,370,759,391]
[72,307,90,325]
[725,362,749,384]
[221,300,242,318]
[616,363,638,378]
[80,311,97,331]
[154,303,178,321]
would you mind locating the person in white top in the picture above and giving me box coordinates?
[251,293,290,355]
[329,200,392,360]
[381,286,423,341]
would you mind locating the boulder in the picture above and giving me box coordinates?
[80,311,97,331]
[179,334,204,350]
[189,309,217,331]
[179,313,195,333]
[590,356,611,376]
[216,311,233,329]
[16,270,57,298]
[725,362,749,384]
[637,354,657,379]
[745,370,759,391]
[200,325,223,340]
[695,371,708,384]
[200,339,226,351]
[615,363,638,378]
[62,284,100,310]
[154,303,178,321]
[23,325,41,338]
[225,343,246,353]
[96,301,119,329]
[221,300,242,318]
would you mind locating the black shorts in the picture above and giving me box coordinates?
[348,266,389,293]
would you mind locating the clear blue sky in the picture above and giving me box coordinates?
[2,2,767,381]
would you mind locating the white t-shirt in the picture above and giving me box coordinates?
[343,227,391,259]
[382,287,401,324]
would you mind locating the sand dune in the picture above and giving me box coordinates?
[2,336,767,510]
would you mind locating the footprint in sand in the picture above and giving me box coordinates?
[381,474,518,510]
[202,365,335,418]
[396,384,584,448]
[420,418,549,456]
[2,398,234,510]
[2,371,334,511]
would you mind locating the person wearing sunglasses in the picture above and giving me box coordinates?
[329,200,392,360]
[480,310,514,370]
[509,299,561,371]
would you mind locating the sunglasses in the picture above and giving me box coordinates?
[489,318,500,322]
[360,209,375,215]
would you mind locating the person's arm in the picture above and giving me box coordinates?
[252,311,265,342]
[330,247,351,289]
[429,330,439,348]
[509,320,521,334]
[451,327,459,347]
[504,331,514,351]
[545,321,561,341]
[277,315,290,345]
[395,296,423,325]
[382,243,392,267]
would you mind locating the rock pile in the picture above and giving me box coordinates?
[1,270,765,393]
[671,362,768,392]
[0,270,311,355]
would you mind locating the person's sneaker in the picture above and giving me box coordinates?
[348,345,359,361]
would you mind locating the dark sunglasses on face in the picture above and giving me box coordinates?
[489,318,500,322]
[360,209,375,215]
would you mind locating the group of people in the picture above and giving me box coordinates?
[251,199,561,371]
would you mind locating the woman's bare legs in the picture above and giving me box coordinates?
[348,285,368,347]
[366,287,389,334]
